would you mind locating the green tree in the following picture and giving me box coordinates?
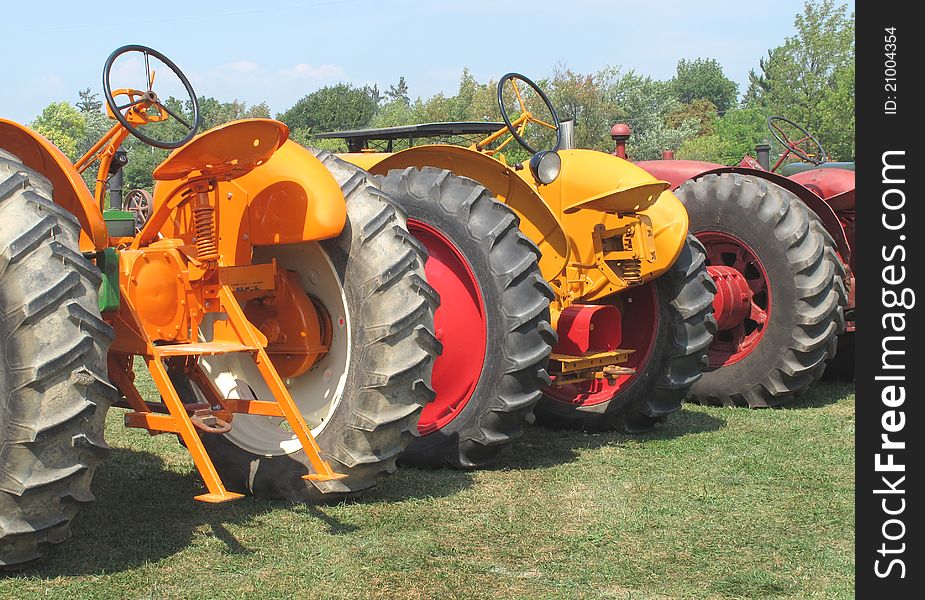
[666,99,718,136]
[385,77,410,105]
[76,88,102,114]
[547,67,611,151]
[669,58,739,113]
[196,97,271,130]
[677,108,770,164]
[277,84,378,134]
[30,102,86,160]
[367,84,381,106]
[744,0,855,159]
[599,68,699,159]
[370,99,417,128]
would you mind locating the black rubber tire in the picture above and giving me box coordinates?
[0,150,116,567]
[200,151,440,502]
[376,167,555,468]
[676,173,847,407]
[824,335,855,381]
[535,234,716,431]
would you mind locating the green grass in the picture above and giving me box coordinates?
[3,383,854,599]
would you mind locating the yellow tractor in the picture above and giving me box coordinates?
[321,74,717,467]
[0,45,438,567]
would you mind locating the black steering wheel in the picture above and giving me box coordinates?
[767,116,827,166]
[103,45,200,149]
[496,73,561,155]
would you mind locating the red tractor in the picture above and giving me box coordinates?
[612,117,853,407]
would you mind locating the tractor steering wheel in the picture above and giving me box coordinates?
[767,116,827,168]
[497,73,561,155]
[103,45,200,150]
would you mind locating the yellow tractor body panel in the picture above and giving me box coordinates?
[339,145,688,303]
[516,149,688,301]
[343,151,392,172]
[156,139,347,266]
[0,118,109,251]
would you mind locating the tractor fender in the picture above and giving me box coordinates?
[788,168,855,210]
[340,145,572,282]
[638,159,850,266]
[0,118,108,251]
[546,150,688,292]
[156,140,347,266]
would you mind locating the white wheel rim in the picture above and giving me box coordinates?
[201,241,351,456]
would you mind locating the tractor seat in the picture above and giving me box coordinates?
[152,119,289,182]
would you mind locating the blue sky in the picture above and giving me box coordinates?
[1,0,852,124]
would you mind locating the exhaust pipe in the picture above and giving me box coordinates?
[755,144,771,171]
[107,149,128,210]
[558,118,575,150]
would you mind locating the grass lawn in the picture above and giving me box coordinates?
[4,382,854,599]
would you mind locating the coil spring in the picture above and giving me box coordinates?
[614,259,643,285]
[193,203,219,263]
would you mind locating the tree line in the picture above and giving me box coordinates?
[29,0,853,193]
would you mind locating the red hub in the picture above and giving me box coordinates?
[410,221,487,434]
[544,284,659,406]
[698,231,771,367]
[708,265,753,331]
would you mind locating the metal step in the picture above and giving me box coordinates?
[154,341,259,357]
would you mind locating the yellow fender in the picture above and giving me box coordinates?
[342,145,689,303]
[345,145,572,282]
[533,149,689,301]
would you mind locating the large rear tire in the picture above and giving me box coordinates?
[376,167,555,468]
[676,173,846,407]
[0,151,115,567]
[536,235,715,431]
[200,152,440,501]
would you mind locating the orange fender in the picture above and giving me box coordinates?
[156,138,347,266]
[1,119,108,251]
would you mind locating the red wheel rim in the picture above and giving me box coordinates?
[544,284,659,406]
[697,231,771,367]
[410,220,487,434]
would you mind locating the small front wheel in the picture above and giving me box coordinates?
[536,235,716,431]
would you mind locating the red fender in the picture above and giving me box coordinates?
[637,159,851,266]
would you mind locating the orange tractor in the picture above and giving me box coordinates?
[0,45,438,567]
[320,74,717,467]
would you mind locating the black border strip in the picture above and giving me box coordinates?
[856,2,921,595]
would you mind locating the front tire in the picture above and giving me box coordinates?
[0,151,115,567]
[200,152,440,501]
[536,235,715,431]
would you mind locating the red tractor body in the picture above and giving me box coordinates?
[614,119,854,406]
[634,157,855,332]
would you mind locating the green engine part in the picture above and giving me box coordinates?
[103,208,135,237]
[97,247,120,313]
